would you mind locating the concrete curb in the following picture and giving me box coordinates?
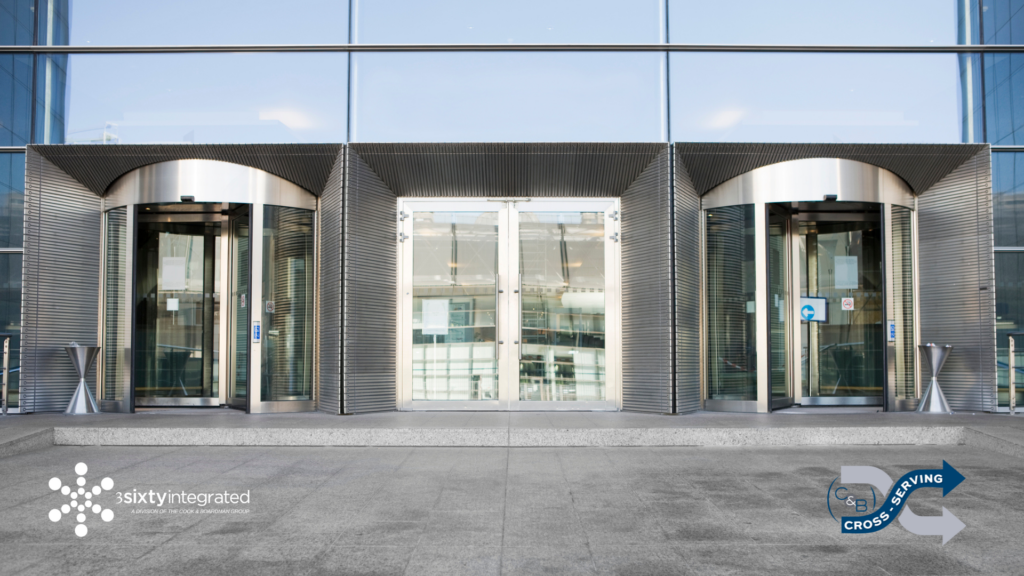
[963,427,1024,460]
[53,425,968,448]
[0,428,54,459]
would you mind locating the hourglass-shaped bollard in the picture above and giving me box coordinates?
[64,344,101,415]
[917,343,953,414]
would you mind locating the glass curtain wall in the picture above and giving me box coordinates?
[705,205,757,401]
[891,206,917,402]
[993,153,1024,408]
[768,211,788,400]
[102,207,127,406]
[0,153,22,408]
[260,206,314,402]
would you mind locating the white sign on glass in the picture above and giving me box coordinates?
[166,298,179,312]
[799,297,828,323]
[161,257,187,291]
[422,299,450,335]
[841,297,855,311]
[834,256,859,289]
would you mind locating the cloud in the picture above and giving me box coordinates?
[259,108,316,129]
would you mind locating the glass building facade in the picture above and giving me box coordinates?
[0,0,1021,411]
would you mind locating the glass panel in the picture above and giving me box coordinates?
[0,253,20,408]
[102,208,127,405]
[799,215,884,398]
[229,211,249,402]
[354,0,663,43]
[996,252,1024,408]
[261,206,314,402]
[0,54,33,145]
[891,206,916,401]
[670,53,962,143]
[134,219,220,399]
[65,53,347,144]
[982,0,1024,44]
[351,53,665,142]
[0,0,36,45]
[68,0,348,45]
[412,211,498,401]
[33,54,69,144]
[669,0,956,45]
[518,211,605,402]
[36,0,70,46]
[982,53,1024,145]
[768,211,788,399]
[992,153,1024,246]
[0,153,24,248]
[705,205,757,401]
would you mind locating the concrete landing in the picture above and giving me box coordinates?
[2,409,1024,455]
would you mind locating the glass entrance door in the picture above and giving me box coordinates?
[129,202,315,413]
[763,203,885,408]
[797,208,885,405]
[399,199,620,411]
[134,212,222,406]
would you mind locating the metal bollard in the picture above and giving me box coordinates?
[0,333,12,416]
[1008,333,1023,415]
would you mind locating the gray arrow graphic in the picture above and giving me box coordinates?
[899,507,966,545]
[841,465,964,544]
[841,466,893,493]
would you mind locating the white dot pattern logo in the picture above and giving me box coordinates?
[47,462,114,537]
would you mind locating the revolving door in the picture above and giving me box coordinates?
[98,160,317,414]
[702,159,920,413]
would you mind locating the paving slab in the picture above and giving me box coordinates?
[0,444,1018,575]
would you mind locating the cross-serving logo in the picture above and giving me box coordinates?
[47,462,115,537]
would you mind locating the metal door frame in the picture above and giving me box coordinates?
[396,197,621,411]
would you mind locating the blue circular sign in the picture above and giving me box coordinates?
[801,305,815,321]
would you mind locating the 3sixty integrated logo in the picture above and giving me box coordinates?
[47,462,115,537]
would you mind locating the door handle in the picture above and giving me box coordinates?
[516,274,522,360]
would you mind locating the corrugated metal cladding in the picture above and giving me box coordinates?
[349,143,665,197]
[21,151,102,412]
[31,144,343,196]
[674,159,702,414]
[317,152,344,414]
[343,150,398,413]
[620,148,673,413]
[917,149,996,411]
[675,143,988,195]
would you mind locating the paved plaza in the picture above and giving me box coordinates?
[0,439,1020,575]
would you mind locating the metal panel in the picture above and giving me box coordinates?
[104,160,316,210]
[22,150,102,412]
[674,154,702,414]
[620,148,673,413]
[343,149,398,413]
[917,149,996,411]
[31,144,343,197]
[318,152,344,414]
[349,143,664,198]
[676,143,988,196]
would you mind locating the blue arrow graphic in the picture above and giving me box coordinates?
[841,461,964,534]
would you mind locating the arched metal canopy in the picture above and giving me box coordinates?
[675,142,988,195]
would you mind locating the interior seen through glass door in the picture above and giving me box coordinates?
[518,211,606,402]
[134,220,220,400]
[412,211,499,401]
[799,212,884,399]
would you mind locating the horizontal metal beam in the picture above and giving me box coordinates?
[0,146,26,152]
[2,43,1024,54]
[991,146,1024,152]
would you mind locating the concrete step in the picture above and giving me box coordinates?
[52,425,968,448]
